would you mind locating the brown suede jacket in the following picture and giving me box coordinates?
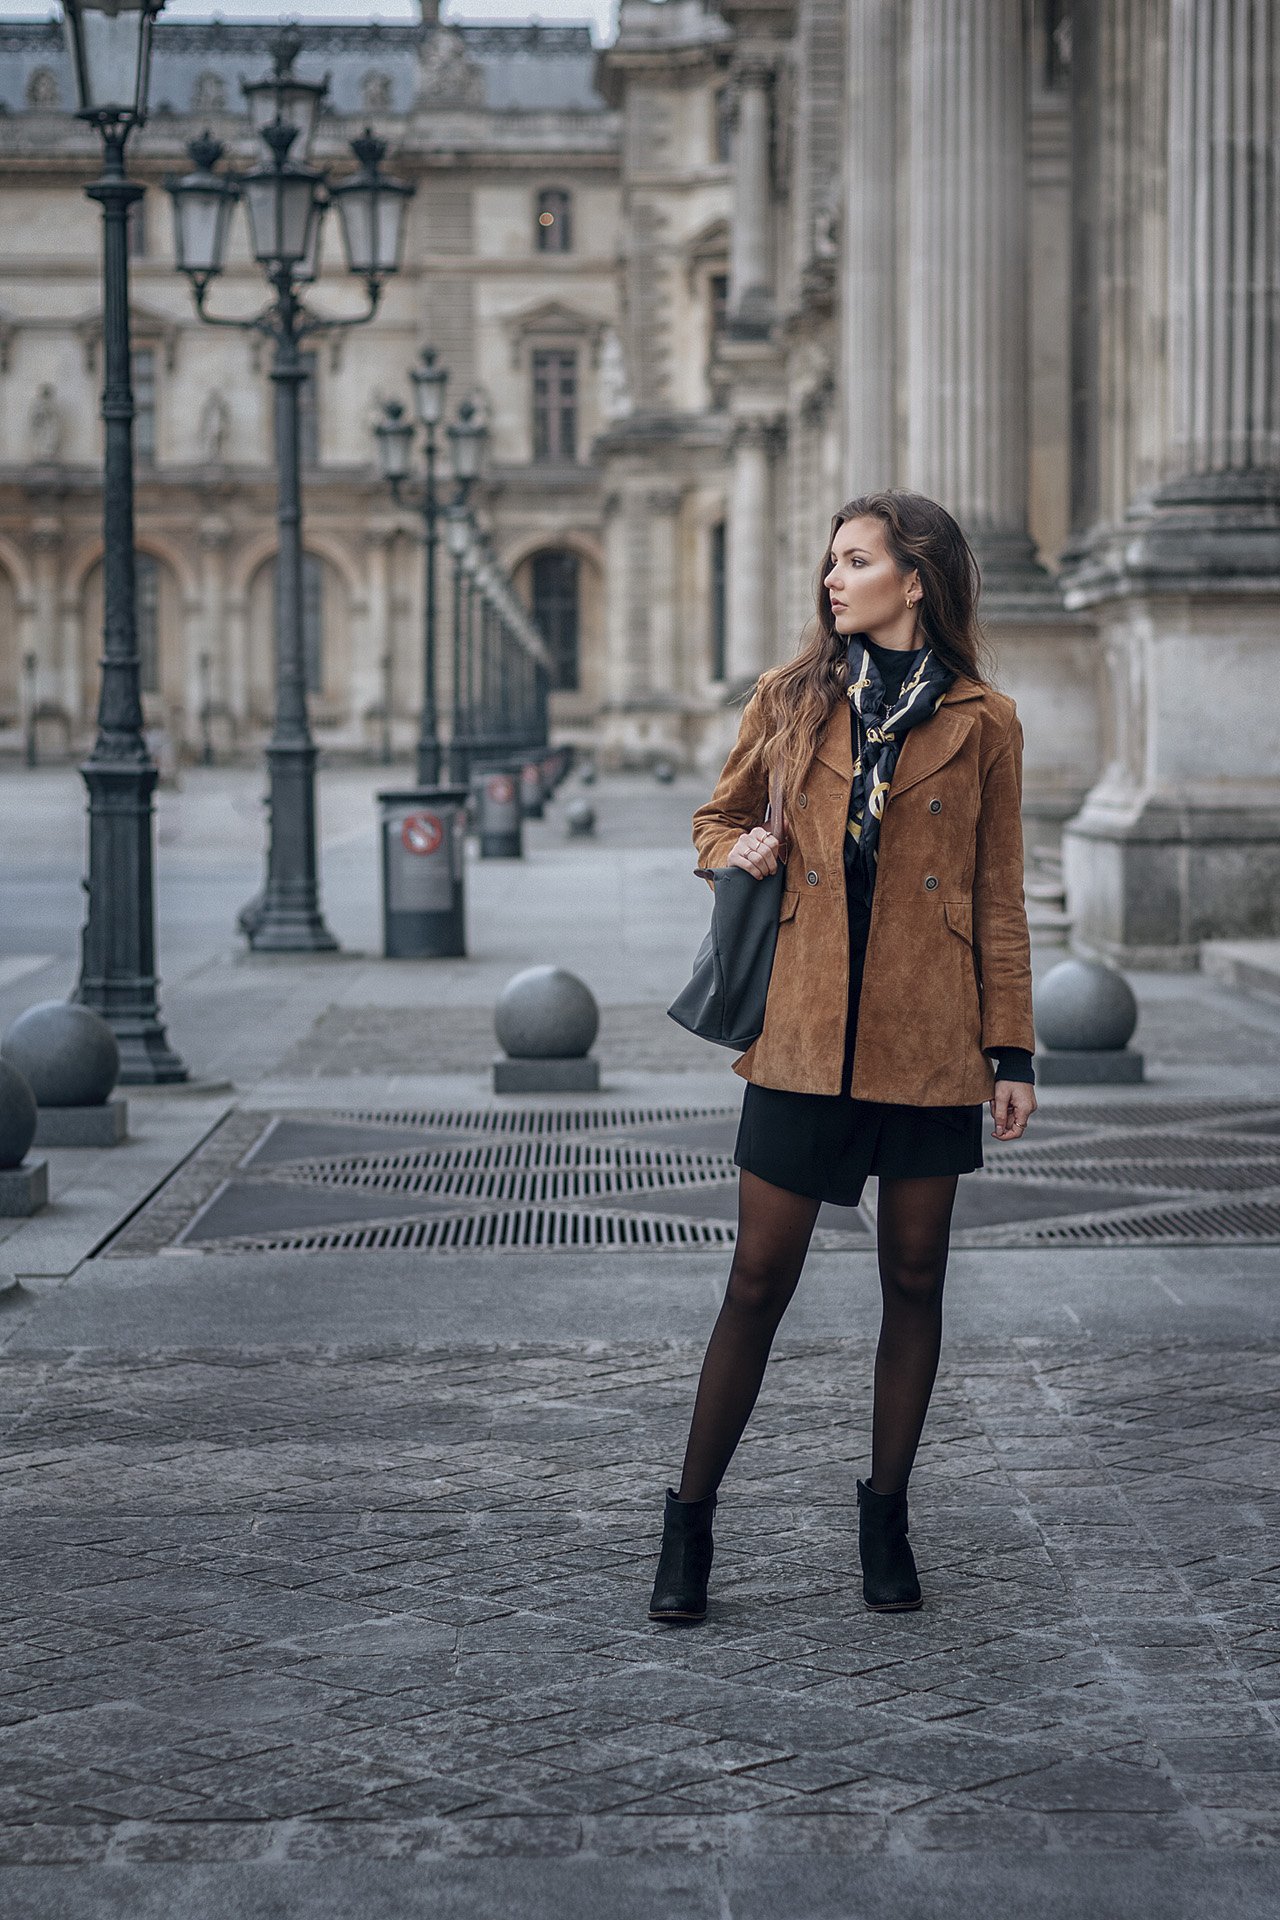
[691,671,1036,1105]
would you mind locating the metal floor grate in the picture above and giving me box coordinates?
[1013,1097,1280,1131]
[1018,1195,1280,1245]
[265,1142,737,1204]
[202,1206,739,1255]
[334,1102,735,1136]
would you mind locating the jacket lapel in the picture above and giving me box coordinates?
[812,674,981,787]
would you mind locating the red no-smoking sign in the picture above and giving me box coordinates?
[401,811,444,856]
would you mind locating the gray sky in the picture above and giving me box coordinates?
[3,2,620,47]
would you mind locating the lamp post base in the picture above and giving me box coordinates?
[246,738,340,953]
[415,740,442,786]
[76,761,189,1085]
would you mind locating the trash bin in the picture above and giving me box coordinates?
[377,786,468,958]
[470,765,524,859]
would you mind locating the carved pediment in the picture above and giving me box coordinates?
[501,300,609,369]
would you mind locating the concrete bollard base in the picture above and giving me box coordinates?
[0,1159,48,1216]
[33,1098,128,1148]
[493,1056,601,1093]
[1035,1047,1145,1085]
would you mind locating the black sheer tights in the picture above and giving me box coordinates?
[676,1169,959,1504]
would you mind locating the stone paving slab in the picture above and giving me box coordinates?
[0,1100,232,1279]
[3,1852,1274,1920]
[2,1335,1277,1881]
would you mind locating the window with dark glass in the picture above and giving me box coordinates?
[713,85,734,163]
[709,272,729,344]
[131,347,156,465]
[535,187,572,253]
[298,350,320,467]
[136,552,160,693]
[709,521,727,681]
[302,551,323,694]
[532,349,577,462]
[531,550,580,692]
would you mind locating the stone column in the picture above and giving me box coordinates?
[728,58,775,330]
[1062,0,1280,962]
[905,0,1042,589]
[196,518,230,748]
[725,419,778,686]
[224,592,250,735]
[840,0,898,496]
[645,488,683,701]
[30,521,61,719]
[360,528,395,745]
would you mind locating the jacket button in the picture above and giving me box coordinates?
[806,869,819,886]
[924,875,939,890]
[929,798,942,813]
[797,792,808,809]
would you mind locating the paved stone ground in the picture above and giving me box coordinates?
[2,1333,1278,1870]
[3,764,1280,1915]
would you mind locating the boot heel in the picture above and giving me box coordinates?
[648,1487,715,1623]
[857,1478,923,1611]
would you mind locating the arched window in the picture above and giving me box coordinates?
[535,187,572,254]
[531,550,580,692]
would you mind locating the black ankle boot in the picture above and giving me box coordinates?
[647,1487,716,1623]
[857,1478,923,1611]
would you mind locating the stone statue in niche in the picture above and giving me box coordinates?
[191,72,227,115]
[415,28,485,110]
[25,67,60,110]
[29,384,62,462]
[361,70,393,112]
[198,390,230,465]
[599,328,633,422]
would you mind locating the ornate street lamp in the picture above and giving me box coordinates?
[372,347,457,785]
[166,33,412,950]
[441,401,487,784]
[60,0,187,1082]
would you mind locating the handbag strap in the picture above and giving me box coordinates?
[766,762,790,864]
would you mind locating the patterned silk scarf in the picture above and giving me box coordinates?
[844,637,956,904]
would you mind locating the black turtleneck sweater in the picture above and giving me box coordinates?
[848,637,1035,1088]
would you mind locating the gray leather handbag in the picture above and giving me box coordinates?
[667,771,789,1052]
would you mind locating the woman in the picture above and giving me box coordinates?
[649,490,1037,1621]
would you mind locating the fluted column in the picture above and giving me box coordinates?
[728,58,775,329]
[646,488,683,699]
[905,0,1044,589]
[726,419,777,685]
[196,519,230,747]
[1163,0,1279,491]
[1061,0,1280,961]
[30,521,61,717]
[360,528,395,741]
[840,0,898,496]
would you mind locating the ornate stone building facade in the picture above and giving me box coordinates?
[1,2,1276,961]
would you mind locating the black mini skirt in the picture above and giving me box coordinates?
[732,945,984,1206]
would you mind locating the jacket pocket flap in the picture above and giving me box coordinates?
[943,899,973,941]
[779,890,800,924]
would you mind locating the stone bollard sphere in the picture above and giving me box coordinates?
[0,1059,37,1169]
[653,759,676,784]
[495,966,599,1060]
[565,798,596,837]
[2,1001,121,1107]
[1035,957,1139,1052]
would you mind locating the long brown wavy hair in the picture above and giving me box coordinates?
[747,490,994,818]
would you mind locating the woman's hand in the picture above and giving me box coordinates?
[727,826,781,878]
[991,1080,1037,1141]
